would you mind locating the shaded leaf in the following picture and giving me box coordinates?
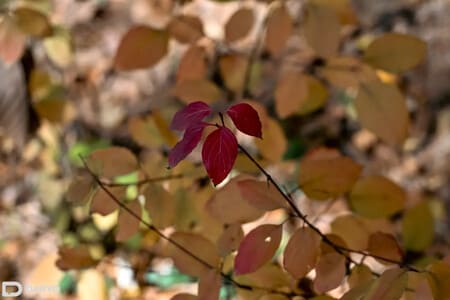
[283,227,321,279]
[174,79,222,104]
[56,245,98,271]
[90,186,125,216]
[116,201,141,241]
[314,253,346,293]
[303,3,341,58]
[402,202,434,251]
[364,33,427,73]
[202,127,238,185]
[168,232,220,277]
[169,123,206,168]
[275,71,308,118]
[227,102,262,138]
[225,8,254,43]
[171,101,212,131]
[235,224,282,275]
[114,25,169,71]
[13,7,52,37]
[237,179,286,211]
[299,150,362,200]
[340,280,374,300]
[168,15,204,44]
[144,183,175,229]
[364,268,408,300]
[264,4,293,57]
[349,175,406,218]
[367,232,403,264]
[198,269,221,300]
[66,175,94,205]
[217,223,244,256]
[206,175,265,224]
[354,80,409,145]
[87,147,138,178]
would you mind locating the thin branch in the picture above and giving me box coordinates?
[80,156,302,298]
[238,144,420,273]
[101,174,184,187]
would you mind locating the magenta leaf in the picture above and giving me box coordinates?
[170,101,212,131]
[168,123,206,168]
[202,127,238,185]
[226,103,262,138]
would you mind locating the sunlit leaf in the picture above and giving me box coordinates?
[43,28,73,68]
[174,79,222,104]
[168,15,204,44]
[299,150,362,200]
[367,232,403,264]
[206,175,265,224]
[283,227,321,279]
[275,71,308,118]
[168,232,220,277]
[354,80,409,145]
[402,202,434,252]
[235,224,282,275]
[202,127,238,185]
[114,25,169,71]
[364,268,408,300]
[302,2,341,58]
[364,33,427,73]
[330,214,370,250]
[349,175,406,218]
[87,147,138,178]
[313,253,346,293]
[225,7,254,43]
[217,223,243,256]
[264,4,293,57]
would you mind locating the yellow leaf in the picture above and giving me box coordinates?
[219,54,248,93]
[225,8,255,43]
[255,117,287,162]
[43,28,73,67]
[174,79,222,104]
[331,214,370,251]
[13,7,52,37]
[114,25,169,71]
[264,4,293,57]
[402,202,434,251]
[77,269,107,300]
[426,261,450,300]
[298,75,328,115]
[354,80,409,145]
[303,2,341,58]
[364,33,427,73]
[349,175,406,218]
[275,71,308,118]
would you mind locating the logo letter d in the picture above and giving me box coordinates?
[2,281,23,297]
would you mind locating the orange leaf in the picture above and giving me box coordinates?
[367,232,403,264]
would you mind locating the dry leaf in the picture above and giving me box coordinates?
[264,4,293,57]
[225,8,254,43]
[275,71,308,118]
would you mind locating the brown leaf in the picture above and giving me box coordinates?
[349,175,406,218]
[299,150,362,200]
[87,146,138,178]
[171,294,198,300]
[264,4,293,57]
[364,268,408,300]
[235,224,282,275]
[114,25,169,71]
[90,186,125,216]
[367,232,403,264]
[364,33,427,73]
[283,227,321,279]
[168,15,204,44]
[56,245,98,271]
[116,200,142,241]
[174,79,222,104]
[66,175,94,205]
[219,54,248,93]
[354,80,409,145]
[198,269,221,300]
[275,71,308,118]
[313,252,346,293]
[217,223,244,257]
[237,179,286,211]
[168,232,220,277]
[0,15,26,64]
[302,3,341,58]
[206,175,265,224]
[255,117,287,162]
[225,8,255,43]
[144,183,175,229]
[177,45,208,82]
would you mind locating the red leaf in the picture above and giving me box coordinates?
[171,101,212,130]
[234,224,282,275]
[226,103,262,138]
[168,123,206,168]
[202,127,238,185]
